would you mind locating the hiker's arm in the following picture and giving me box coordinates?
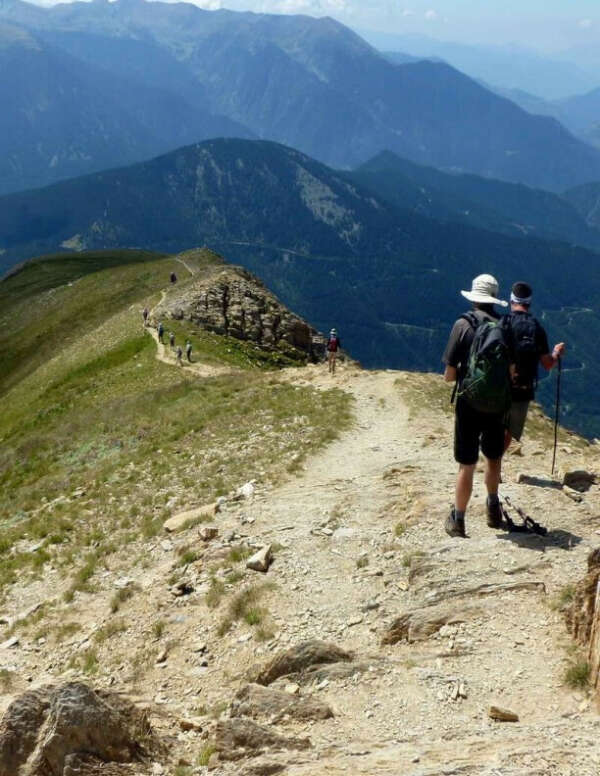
[540,343,566,371]
[444,365,457,383]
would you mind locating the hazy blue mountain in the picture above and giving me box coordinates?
[4,0,600,191]
[350,151,600,252]
[563,182,600,231]
[1,137,599,437]
[0,18,253,194]
[374,33,598,100]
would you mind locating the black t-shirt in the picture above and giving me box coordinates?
[442,309,500,380]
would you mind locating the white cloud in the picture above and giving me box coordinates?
[424,9,438,21]
[402,9,415,17]
[579,18,593,30]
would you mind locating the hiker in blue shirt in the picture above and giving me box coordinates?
[326,328,341,374]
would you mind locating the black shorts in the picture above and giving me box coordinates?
[454,397,504,465]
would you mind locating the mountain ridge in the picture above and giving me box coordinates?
[2,137,600,437]
[3,0,600,191]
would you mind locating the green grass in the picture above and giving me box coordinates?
[551,584,577,611]
[152,620,166,639]
[68,647,99,675]
[197,744,216,766]
[94,619,127,644]
[218,582,275,637]
[564,660,590,689]
[110,583,140,614]
[0,250,353,600]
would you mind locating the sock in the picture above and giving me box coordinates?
[487,493,499,506]
[454,509,465,522]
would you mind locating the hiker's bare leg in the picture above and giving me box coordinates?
[455,463,476,512]
[484,456,502,497]
[503,429,512,453]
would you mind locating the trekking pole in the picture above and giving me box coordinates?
[551,357,562,478]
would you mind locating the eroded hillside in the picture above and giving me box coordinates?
[0,250,599,775]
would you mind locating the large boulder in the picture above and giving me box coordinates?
[0,683,158,776]
[231,684,333,722]
[566,549,600,700]
[381,604,482,645]
[251,640,354,686]
[214,718,311,761]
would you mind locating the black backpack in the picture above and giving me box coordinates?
[458,312,512,414]
[504,312,539,393]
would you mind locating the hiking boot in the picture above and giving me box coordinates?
[486,499,503,529]
[445,508,466,538]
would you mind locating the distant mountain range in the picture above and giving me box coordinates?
[2,137,600,437]
[3,0,600,193]
[0,19,253,195]
[379,35,598,100]
[349,151,600,252]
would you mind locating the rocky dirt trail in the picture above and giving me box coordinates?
[193,363,600,775]
[2,309,600,774]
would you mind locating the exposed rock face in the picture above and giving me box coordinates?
[231,683,334,722]
[381,604,482,645]
[214,718,311,761]
[566,548,600,699]
[251,640,354,686]
[0,683,157,776]
[155,263,325,363]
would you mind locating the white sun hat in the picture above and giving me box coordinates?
[461,274,507,307]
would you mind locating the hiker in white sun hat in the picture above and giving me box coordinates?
[460,274,508,307]
[441,273,508,539]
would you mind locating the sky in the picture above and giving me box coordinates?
[33,0,600,52]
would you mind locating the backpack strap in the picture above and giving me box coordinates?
[460,311,480,330]
[450,311,481,405]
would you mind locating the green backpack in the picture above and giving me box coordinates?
[458,312,512,414]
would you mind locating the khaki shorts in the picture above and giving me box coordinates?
[506,400,530,442]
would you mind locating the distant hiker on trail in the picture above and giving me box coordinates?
[176,345,183,365]
[442,274,509,538]
[327,328,341,374]
[157,322,164,344]
[170,272,177,284]
[142,307,149,327]
[503,281,566,451]
[186,340,192,363]
[169,331,175,349]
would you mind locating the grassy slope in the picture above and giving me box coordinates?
[0,250,352,599]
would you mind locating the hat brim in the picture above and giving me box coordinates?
[461,290,508,307]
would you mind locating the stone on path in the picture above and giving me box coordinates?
[214,718,311,761]
[163,503,219,533]
[199,525,219,542]
[231,684,333,722]
[252,640,354,686]
[0,682,158,776]
[246,545,272,573]
[563,470,596,493]
[381,604,482,645]
[488,706,519,722]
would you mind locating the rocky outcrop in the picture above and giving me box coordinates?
[155,262,326,363]
[0,683,158,776]
[214,718,311,761]
[566,548,600,699]
[251,640,354,686]
[231,683,333,722]
[381,604,482,645]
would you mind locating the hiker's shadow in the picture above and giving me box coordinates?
[496,528,583,552]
